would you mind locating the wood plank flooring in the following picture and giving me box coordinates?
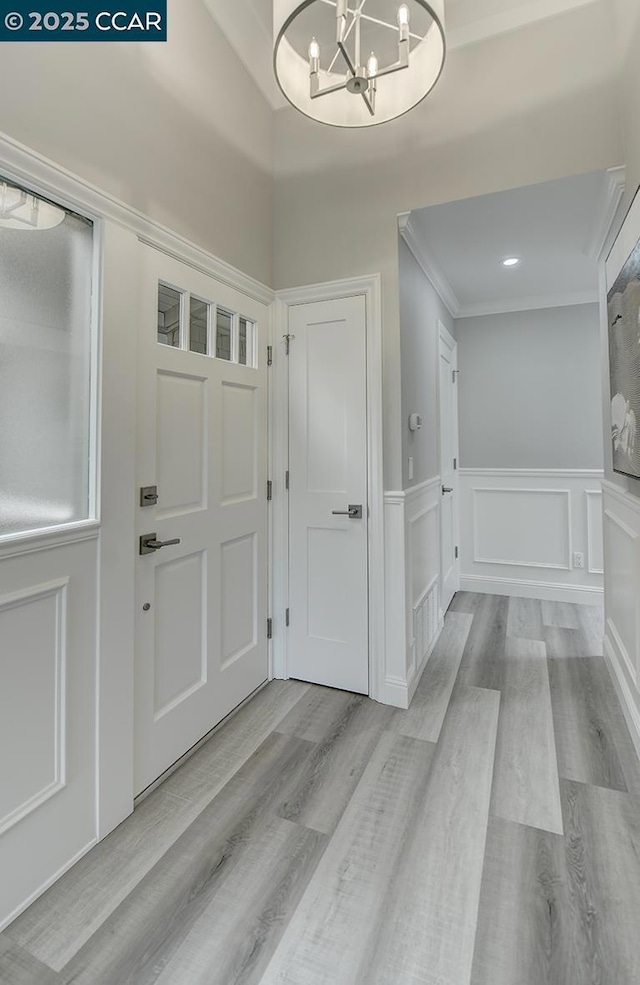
[2,594,640,985]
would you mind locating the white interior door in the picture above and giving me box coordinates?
[288,295,369,694]
[438,322,460,612]
[135,246,268,795]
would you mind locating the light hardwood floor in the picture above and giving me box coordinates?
[2,594,640,985]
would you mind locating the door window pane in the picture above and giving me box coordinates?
[0,180,94,537]
[189,298,209,355]
[216,308,233,361]
[157,284,182,347]
[239,317,255,367]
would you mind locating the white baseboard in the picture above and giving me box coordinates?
[603,632,640,762]
[380,616,445,710]
[459,574,604,605]
[378,674,411,710]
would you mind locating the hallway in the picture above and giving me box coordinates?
[1,595,639,985]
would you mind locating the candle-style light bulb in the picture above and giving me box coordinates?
[367,52,378,77]
[398,3,409,46]
[308,37,320,61]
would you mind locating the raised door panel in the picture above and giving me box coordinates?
[153,552,207,718]
[221,383,257,505]
[156,372,207,518]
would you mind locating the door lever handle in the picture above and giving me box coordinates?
[332,505,363,519]
[140,533,181,556]
[442,486,453,495]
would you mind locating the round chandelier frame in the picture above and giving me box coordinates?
[273,0,446,128]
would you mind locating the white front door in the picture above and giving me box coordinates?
[288,296,369,694]
[438,322,460,612]
[135,246,269,795]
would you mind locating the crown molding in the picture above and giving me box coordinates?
[398,213,461,317]
[0,129,274,306]
[399,212,599,321]
[456,289,599,319]
[584,166,626,260]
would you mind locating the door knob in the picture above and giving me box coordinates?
[331,505,363,519]
[140,533,181,556]
[442,486,453,495]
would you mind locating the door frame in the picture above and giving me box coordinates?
[436,319,461,605]
[271,275,385,702]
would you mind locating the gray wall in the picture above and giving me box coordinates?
[0,0,274,285]
[456,304,604,469]
[399,238,455,488]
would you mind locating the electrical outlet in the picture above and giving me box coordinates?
[573,552,585,569]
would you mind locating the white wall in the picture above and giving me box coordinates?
[456,304,604,469]
[399,237,455,488]
[0,0,274,286]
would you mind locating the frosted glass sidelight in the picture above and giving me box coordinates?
[0,194,94,537]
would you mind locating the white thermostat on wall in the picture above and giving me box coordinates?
[408,413,424,432]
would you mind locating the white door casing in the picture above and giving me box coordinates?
[135,245,269,795]
[438,322,460,612]
[287,295,370,694]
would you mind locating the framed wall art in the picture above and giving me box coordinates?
[607,185,640,479]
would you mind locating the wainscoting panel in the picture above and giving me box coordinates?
[383,478,444,709]
[587,490,604,574]
[602,481,640,760]
[406,480,442,677]
[459,470,604,604]
[0,538,98,931]
[473,487,571,570]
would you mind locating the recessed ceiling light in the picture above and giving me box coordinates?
[502,257,520,267]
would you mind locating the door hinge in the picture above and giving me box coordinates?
[452,369,457,383]
[283,334,294,355]
[267,618,273,640]
[267,480,273,501]
[285,608,290,627]
[285,470,290,491]
[267,345,273,367]
[455,546,459,560]
[453,458,457,471]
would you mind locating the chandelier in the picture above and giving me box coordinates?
[273,0,446,128]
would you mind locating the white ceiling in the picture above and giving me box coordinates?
[402,169,624,317]
[203,0,601,111]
